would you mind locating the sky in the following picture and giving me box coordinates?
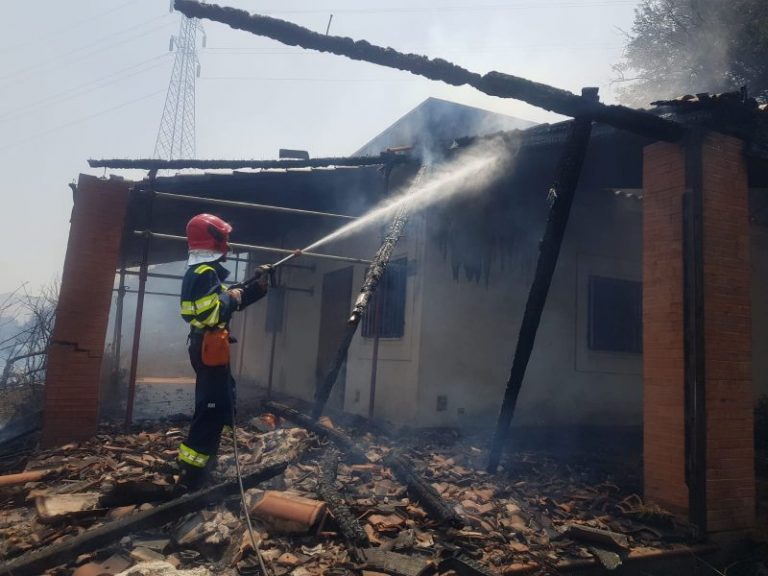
[0,0,638,295]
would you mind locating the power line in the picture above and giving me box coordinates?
[0,14,172,85]
[0,89,165,153]
[0,54,172,124]
[259,1,637,15]
[199,76,418,83]
[0,0,139,57]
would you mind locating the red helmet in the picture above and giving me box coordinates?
[186,214,232,253]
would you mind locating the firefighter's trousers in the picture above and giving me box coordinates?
[177,333,235,488]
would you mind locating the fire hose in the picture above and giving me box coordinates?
[230,400,270,576]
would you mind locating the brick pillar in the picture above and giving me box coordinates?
[643,140,688,515]
[700,134,755,532]
[42,175,130,447]
[643,132,755,533]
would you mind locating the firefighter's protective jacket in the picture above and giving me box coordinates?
[179,261,237,329]
[179,260,268,329]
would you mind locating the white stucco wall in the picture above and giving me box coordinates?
[234,247,331,403]
[342,215,427,424]
[237,180,656,429]
[236,216,428,423]
[235,195,427,422]
[415,186,644,428]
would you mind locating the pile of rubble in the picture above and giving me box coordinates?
[0,404,697,576]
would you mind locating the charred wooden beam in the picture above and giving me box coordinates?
[316,449,370,547]
[439,555,499,576]
[310,323,358,418]
[383,451,464,528]
[349,204,411,324]
[174,0,684,142]
[99,480,180,508]
[487,104,595,474]
[246,404,463,529]
[88,153,413,171]
[311,185,415,419]
[0,461,287,576]
[478,72,681,141]
[264,401,369,464]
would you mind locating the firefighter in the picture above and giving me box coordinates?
[177,213,269,490]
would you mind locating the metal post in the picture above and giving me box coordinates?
[266,297,280,400]
[487,93,596,473]
[368,286,383,419]
[266,329,278,399]
[124,243,149,428]
[125,186,155,429]
[266,245,284,399]
[236,252,250,382]
[112,264,126,381]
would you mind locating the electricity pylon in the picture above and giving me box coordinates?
[153,2,205,160]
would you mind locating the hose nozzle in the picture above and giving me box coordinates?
[272,248,304,269]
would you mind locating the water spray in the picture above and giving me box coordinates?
[259,141,506,279]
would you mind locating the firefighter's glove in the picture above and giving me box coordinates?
[254,264,273,290]
[227,288,243,306]
[237,267,270,310]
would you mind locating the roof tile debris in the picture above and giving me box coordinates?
[0,414,699,575]
[650,89,766,111]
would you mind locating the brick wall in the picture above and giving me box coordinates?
[41,175,129,447]
[700,134,755,532]
[643,141,689,514]
[643,133,755,532]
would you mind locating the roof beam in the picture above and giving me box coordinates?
[153,190,358,221]
[174,0,685,142]
[88,153,412,171]
[135,231,372,266]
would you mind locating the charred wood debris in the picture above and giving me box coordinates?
[312,188,416,421]
[173,0,684,143]
[0,405,696,576]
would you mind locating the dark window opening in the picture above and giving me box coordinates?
[362,258,407,338]
[588,275,642,354]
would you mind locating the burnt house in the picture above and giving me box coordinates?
[34,0,768,539]
[235,102,646,431]
[42,91,768,537]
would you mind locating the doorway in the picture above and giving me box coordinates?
[315,267,353,410]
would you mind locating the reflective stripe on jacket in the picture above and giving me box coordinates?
[179,261,234,329]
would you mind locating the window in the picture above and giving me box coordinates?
[587,275,642,353]
[362,258,407,338]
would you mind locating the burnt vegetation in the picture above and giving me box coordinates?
[614,0,768,106]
